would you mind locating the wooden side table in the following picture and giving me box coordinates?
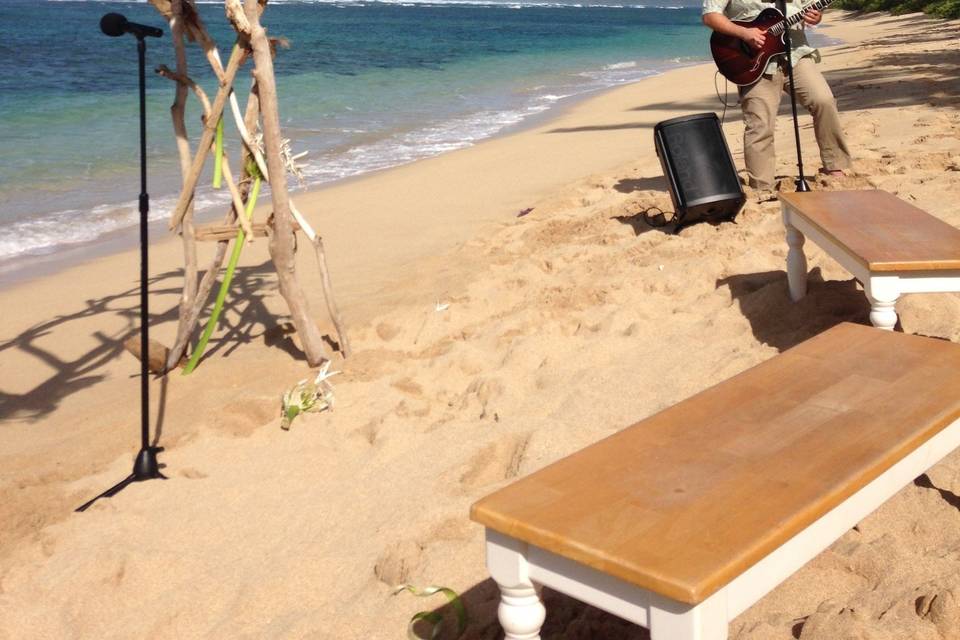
[780,190,960,330]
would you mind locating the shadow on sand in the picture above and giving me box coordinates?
[0,260,303,423]
[405,578,651,640]
[613,176,669,194]
[716,267,875,352]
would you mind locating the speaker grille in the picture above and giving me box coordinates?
[654,113,745,229]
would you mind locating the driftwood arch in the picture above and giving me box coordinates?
[149,0,350,372]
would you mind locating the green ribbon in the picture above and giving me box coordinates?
[182,174,262,375]
[212,117,224,189]
[393,584,467,640]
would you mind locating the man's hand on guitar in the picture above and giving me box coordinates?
[803,8,823,25]
[740,26,766,50]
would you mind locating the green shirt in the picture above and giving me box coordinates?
[702,0,820,75]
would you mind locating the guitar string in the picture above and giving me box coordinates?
[769,0,832,35]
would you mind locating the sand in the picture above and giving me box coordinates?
[1,10,959,639]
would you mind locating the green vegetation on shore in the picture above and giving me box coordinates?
[835,0,959,18]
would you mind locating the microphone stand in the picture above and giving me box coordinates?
[77,32,165,512]
[775,0,810,192]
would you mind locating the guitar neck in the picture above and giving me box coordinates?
[770,0,835,33]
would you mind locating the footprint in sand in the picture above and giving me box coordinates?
[458,433,531,492]
[917,589,960,635]
[458,377,506,421]
[211,397,276,437]
[356,416,385,446]
[373,538,424,587]
[390,377,424,396]
[376,322,401,342]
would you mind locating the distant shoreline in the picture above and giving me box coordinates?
[1,0,711,276]
[0,15,843,290]
[0,56,699,290]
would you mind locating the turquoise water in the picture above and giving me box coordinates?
[0,0,709,261]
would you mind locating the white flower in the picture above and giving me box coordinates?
[280,361,340,430]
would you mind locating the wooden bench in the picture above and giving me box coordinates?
[780,190,960,331]
[471,323,960,639]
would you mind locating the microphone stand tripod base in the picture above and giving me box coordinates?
[134,445,164,479]
[75,448,166,513]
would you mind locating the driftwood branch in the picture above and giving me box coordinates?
[225,0,252,35]
[164,82,264,371]
[196,66,349,358]
[244,0,329,366]
[222,8,349,359]
[155,65,212,115]
[167,42,248,231]
[196,220,299,242]
[313,237,352,357]
[167,0,198,373]
[219,153,255,239]
[154,0,350,369]
[158,34,257,370]
[155,63,251,239]
[162,29,320,255]
[149,0,227,82]
[227,81,269,181]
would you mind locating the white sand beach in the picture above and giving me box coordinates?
[1,10,959,639]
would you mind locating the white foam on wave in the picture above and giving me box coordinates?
[578,63,660,84]
[299,104,537,183]
[0,187,232,261]
[2,49,690,262]
[292,59,677,189]
[297,65,664,186]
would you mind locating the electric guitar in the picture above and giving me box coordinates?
[710,0,835,86]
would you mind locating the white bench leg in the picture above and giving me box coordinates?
[648,591,728,640]
[785,222,808,302]
[866,276,900,331]
[487,530,546,640]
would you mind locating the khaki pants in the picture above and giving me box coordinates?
[738,56,851,190]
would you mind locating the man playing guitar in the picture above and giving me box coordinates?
[702,0,851,195]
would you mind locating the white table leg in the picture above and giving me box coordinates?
[866,276,900,331]
[784,219,808,302]
[487,530,546,640]
[648,591,728,640]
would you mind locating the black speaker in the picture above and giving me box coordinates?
[653,112,745,231]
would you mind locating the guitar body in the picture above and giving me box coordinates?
[710,8,787,86]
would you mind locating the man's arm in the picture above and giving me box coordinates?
[702,12,767,50]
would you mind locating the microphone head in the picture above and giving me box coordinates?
[100,13,128,37]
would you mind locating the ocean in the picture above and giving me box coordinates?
[0,0,711,264]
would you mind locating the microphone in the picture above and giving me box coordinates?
[100,13,163,39]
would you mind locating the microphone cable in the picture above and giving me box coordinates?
[714,70,737,126]
[641,206,677,229]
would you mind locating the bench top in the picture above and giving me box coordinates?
[471,323,960,604]
[779,190,960,272]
